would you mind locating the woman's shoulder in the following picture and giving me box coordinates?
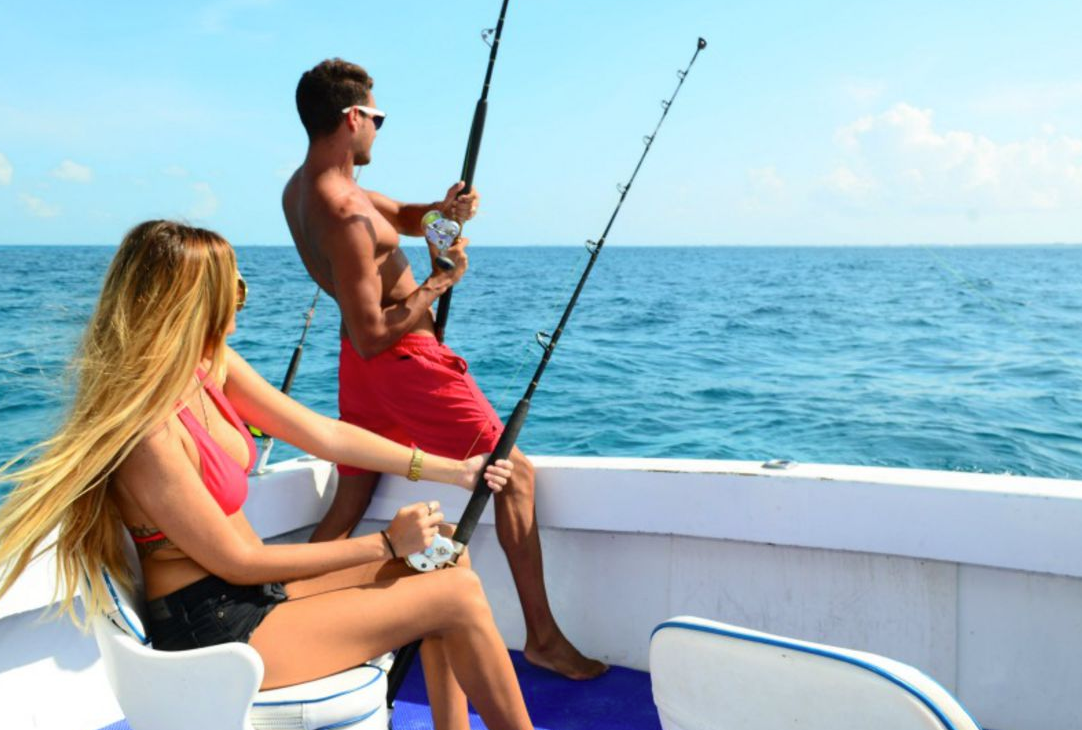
[115,415,196,485]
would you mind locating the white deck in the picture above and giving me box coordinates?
[3,457,1082,730]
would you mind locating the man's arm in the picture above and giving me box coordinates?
[368,182,480,237]
[325,199,466,358]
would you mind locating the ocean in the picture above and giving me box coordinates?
[2,244,1081,495]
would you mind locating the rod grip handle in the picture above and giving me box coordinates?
[386,640,421,706]
[434,287,453,343]
[461,99,488,192]
[451,398,530,546]
[280,346,303,394]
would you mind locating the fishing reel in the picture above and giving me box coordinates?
[406,533,464,572]
[422,210,461,271]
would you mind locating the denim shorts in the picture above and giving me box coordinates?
[146,574,287,651]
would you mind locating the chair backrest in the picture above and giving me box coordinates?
[91,537,388,730]
[650,616,982,730]
[100,567,148,644]
[90,542,264,730]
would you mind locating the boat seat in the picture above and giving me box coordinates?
[91,560,390,730]
[649,615,982,730]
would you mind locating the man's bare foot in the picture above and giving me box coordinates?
[524,636,608,680]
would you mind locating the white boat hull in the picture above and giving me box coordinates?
[3,456,1081,730]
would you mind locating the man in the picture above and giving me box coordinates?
[282,58,605,680]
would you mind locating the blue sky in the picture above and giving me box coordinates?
[1,0,1080,246]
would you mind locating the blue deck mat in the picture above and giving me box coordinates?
[97,650,661,730]
[393,650,661,730]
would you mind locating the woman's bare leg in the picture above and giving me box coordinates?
[286,527,471,730]
[420,534,471,730]
[421,637,470,730]
[249,552,529,730]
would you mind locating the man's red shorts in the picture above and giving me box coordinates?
[337,334,503,476]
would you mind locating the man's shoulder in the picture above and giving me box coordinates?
[286,168,374,215]
[317,178,377,222]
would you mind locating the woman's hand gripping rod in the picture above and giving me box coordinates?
[403,399,529,571]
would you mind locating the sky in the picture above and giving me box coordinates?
[1,0,1081,246]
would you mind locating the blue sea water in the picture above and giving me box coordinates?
[2,244,1081,498]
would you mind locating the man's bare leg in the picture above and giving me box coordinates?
[498,447,607,680]
[310,472,381,543]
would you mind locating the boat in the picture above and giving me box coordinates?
[3,454,1080,729]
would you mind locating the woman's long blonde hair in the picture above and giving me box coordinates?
[0,220,240,624]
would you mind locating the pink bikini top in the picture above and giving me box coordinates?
[130,372,257,545]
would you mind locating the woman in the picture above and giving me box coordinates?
[0,220,533,730]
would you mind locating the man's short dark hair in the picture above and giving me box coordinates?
[295,59,374,140]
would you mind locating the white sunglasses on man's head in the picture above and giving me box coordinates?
[341,105,386,130]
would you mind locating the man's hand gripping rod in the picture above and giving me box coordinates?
[388,36,707,707]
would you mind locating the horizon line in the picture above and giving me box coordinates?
[2,241,1081,249]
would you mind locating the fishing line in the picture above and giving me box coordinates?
[458,244,593,460]
[386,35,708,706]
[919,244,1054,346]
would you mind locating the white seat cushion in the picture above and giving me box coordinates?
[250,664,387,730]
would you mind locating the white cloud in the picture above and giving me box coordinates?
[19,193,60,218]
[748,166,785,194]
[0,152,11,185]
[842,79,886,105]
[51,159,93,183]
[163,165,189,178]
[826,102,1082,212]
[740,165,788,212]
[188,182,219,219]
[970,82,1082,116]
[823,166,876,198]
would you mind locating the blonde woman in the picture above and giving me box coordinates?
[0,220,533,730]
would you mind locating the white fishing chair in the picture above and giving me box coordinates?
[91,561,390,730]
[650,616,982,730]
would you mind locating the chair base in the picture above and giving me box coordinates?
[251,663,388,730]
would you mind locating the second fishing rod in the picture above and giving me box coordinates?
[386,35,707,703]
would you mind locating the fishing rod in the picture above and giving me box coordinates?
[248,288,320,472]
[429,0,512,342]
[386,35,708,706]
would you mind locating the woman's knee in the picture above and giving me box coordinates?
[447,566,483,594]
[441,568,489,623]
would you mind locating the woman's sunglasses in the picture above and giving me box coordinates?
[341,104,386,131]
[236,276,248,312]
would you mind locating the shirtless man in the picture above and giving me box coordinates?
[282,58,605,680]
